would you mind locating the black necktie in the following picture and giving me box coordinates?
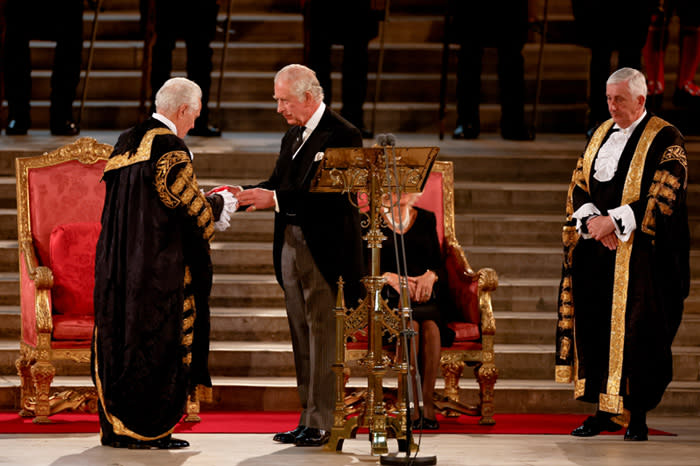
[290,126,305,156]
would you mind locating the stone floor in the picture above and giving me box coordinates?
[1,416,699,466]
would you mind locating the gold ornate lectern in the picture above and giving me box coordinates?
[310,145,439,455]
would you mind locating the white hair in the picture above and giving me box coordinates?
[274,64,324,103]
[155,77,202,114]
[608,67,647,99]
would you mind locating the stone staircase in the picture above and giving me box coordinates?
[0,0,699,417]
[4,0,698,135]
[0,133,698,417]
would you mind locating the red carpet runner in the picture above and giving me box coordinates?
[0,412,674,435]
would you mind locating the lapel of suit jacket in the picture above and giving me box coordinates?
[295,109,334,187]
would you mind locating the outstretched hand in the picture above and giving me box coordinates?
[235,188,275,212]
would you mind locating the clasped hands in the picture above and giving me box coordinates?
[383,270,437,304]
[586,215,618,250]
[206,186,274,212]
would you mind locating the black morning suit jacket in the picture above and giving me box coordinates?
[249,107,365,303]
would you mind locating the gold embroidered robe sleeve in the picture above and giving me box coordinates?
[154,150,215,241]
[641,145,688,237]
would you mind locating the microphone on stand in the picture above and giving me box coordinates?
[375,133,397,147]
[375,133,437,466]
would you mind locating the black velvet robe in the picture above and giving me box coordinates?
[92,118,223,442]
[556,114,690,414]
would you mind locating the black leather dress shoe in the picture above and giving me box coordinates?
[273,424,305,444]
[571,415,623,437]
[5,119,30,135]
[452,122,479,140]
[624,423,648,441]
[109,435,189,449]
[50,120,80,136]
[153,436,190,449]
[294,427,330,447]
[188,124,222,137]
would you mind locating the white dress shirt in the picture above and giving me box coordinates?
[573,111,647,242]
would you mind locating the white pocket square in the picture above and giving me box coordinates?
[314,151,324,162]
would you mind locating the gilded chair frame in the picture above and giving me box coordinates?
[430,161,498,425]
[344,160,498,425]
[15,137,112,423]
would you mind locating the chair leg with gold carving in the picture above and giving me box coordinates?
[475,361,497,425]
[30,360,56,423]
[438,355,466,418]
[184,393,201,422]
[15,354,35,417]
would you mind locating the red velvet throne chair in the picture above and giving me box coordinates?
[15,137,111,423]
[344,160,498,425]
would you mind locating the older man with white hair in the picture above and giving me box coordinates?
[92,77,236,449]
[556,67,689,441]
[235,64,365,447]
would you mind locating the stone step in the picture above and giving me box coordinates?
[3,134,700,181]
[6,302,697,351]
[2,99,588,134]
[25,69,591,106]
[4,172,698,223]
[492,277,700,314]
[1,338,698,384]
[0,375,698,416]
[27,38,591,74]
[496,311,700,349]
[3,273,700,315]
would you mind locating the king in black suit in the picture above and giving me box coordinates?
[235,64,364,447]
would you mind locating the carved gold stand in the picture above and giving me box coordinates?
[311,146,438,455]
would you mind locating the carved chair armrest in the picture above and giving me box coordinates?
[475,267,498,338]
[19,239,54,334]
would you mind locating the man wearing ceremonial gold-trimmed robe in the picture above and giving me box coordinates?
[556,68,689,441]
[92,78,237,449]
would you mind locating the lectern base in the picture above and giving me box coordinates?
[380,455,437,465]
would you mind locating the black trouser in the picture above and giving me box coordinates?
[456,39,526,131]
[3,0,83,123]
[150,0,219,124]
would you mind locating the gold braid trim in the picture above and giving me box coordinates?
[104,128,173,173]
[582,120,614,190]
[92,328,174,441]
[641,145,686,235]
[555,365,572,384]
[601,116,668,413]
[154,151,192,208]
[154,152,215,241]
[660,145,688,187]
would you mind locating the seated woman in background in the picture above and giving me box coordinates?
[377,192,455,430]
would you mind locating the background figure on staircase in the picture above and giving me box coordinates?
[302,0,379,138]
[234,64,364,447]
[3,0,83,135]
[571,0,655,137]
[556,68,689,442]
[144,0,222,137]
[642,0,700,111]
[452,0,534,141]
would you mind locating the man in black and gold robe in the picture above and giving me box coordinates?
[556,68,689,441]
[92,77,236,449]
